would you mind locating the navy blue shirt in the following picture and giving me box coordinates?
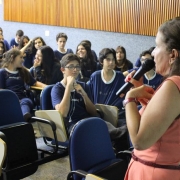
[23,51,34,69]
[88,70,125,109]
[51,81,90,128]
[4,40,10,51]
[0,68,36,99]
[10,38,18,47]
[128,68,163,90]
[54,49,73,61]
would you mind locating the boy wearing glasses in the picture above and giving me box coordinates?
[51,53,98,133]
[51,53,127,143]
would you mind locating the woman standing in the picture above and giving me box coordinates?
[124,17,180,179]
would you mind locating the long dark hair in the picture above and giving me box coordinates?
[39,46,59,84]
[0,41,6,55]
[29,36,46,55]
[18,35,30,49]
[99,48,117,64]
[1,49,31,83]
[115,46,130,72]
[159,17,180,77]
[76,41,96,72]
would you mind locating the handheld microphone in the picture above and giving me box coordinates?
[116,59,155,96]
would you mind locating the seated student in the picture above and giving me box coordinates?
[54,33,73,61]
[80,40,98,62]
[30,46,63,84]
[76,41,97,82]
[134,46,155,68]
[10,29,24,48]
[29,36,46,63]
[0,49,46,121]
[114,46,133,72]
[18,36,34,69]
[51,53,127,142]
[0,29,10,51]
[124,50,163,90]
[87,48,126,126]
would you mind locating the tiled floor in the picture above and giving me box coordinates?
[23,156,70,180]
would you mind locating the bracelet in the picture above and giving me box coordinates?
[123,98,138,107]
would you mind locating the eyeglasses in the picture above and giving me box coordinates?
[65,65,81,70]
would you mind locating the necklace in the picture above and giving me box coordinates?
[68,91,76,122]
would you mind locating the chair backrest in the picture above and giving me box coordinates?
[69,117,116,173]
[0,136,7,177]
[35,110,68,142]
[40,85,54,110]
[0,122,38,179]
[0,90,25,126]
[95,104,118,127]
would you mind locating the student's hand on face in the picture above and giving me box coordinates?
[66,76,75,90]
[33,59,41,68]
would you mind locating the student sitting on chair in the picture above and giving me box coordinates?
[54,32,73,61]
[87,48,126,126]
[0,49,46,121]
[51,53,127,141]
[123,50,163,90]
[10,29,24,48]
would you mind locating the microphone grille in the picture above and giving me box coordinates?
[142,59,155,71]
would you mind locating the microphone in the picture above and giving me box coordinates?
[116,59,155,96]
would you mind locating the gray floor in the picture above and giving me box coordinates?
[22,123,70,180]
[22,156,70,180]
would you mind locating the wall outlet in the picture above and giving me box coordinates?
[45,30,49,36]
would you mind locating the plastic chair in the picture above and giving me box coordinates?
[69,117,128,180]
[0,90,39,180]
[0,90,24,126]
[38,85,69,149]
[40,84,54,110]
[34,110,68,153]
[0,90,67,179]
[95,104,118,127]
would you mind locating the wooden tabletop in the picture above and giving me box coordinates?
[30,86,43,90]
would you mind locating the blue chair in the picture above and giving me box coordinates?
[0,90,39,179]
[0,89,25,126]
[40,84,54,110]
[37,85,69,149]
[68,117,128,180]
[0,90,67,179]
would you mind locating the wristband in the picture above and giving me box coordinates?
[123,98,138,107]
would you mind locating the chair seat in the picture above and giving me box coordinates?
[88,159,128,180]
